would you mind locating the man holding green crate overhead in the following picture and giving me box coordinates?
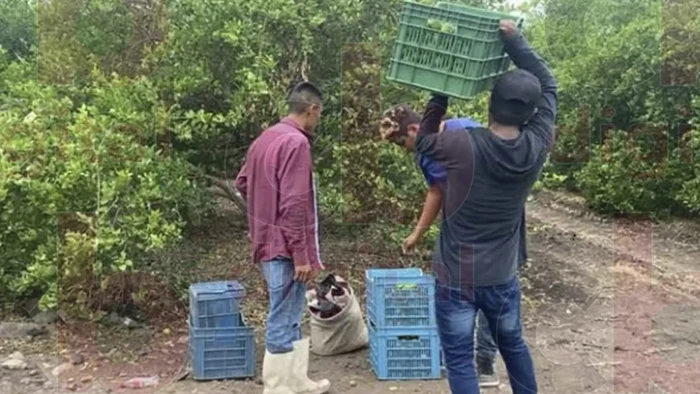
[383,20,556,393]
[379,110,501,388]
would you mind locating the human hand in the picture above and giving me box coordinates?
[429,93,449,110]
[402,231,422,254]
[498,20,519,40]
[294,263,318,284]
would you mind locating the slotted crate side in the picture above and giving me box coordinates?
[188,315,256,380]
[436,1,523,22]
[189,281,245,328]
[399,25,508,60]
[401,1,515,36]
[399,1,524,59]
[387,62,496,99]
[399,4,505,50]
[433,0,524,72]
[387,0,523,98]
[392,29,510,79]
[368,324,441,380]
[365,268,437,328]
[388,17,511,98]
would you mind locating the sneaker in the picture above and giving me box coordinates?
[477,358,500,388]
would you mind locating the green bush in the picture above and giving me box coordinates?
[677,128,700,213]
[0,75,208,309]
[1,0,700,311]
[575,130,692,216]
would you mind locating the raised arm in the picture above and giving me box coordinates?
[501,21,557,148]
[414,94,449,160]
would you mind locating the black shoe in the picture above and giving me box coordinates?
[476,357,499,388]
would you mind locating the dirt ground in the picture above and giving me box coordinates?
[1,190,699,394]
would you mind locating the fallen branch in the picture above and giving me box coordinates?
[189,166,247,215]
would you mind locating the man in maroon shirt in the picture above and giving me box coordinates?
[235,82,329,394]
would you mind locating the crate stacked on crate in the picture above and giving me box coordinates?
[365,268,441,380]
[188,281,255,381]
[387,1,524,99]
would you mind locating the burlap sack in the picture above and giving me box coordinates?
[308,283,368,356]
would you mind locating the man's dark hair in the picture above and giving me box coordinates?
[489,69,541,127]
[287,81,323,115]
[379,104,421,144]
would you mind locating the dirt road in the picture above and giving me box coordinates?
[2,191,699,394]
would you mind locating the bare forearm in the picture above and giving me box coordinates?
[413,186,442,236]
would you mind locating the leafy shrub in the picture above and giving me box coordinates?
[575,130,691,216]
[676,128,700,213]
[0,76,208,309]
[2,0,700,312]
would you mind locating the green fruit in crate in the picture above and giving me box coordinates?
[426,18,456,34]
[426,18,443,30]
[440,23,456,34]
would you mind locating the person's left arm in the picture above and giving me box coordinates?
[415,185,442,233]
[403,151,447,252]
[403,184,442,253]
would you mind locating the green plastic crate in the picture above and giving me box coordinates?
[436,2,523,22]
[387,1,523,99]
[435,2,524,84]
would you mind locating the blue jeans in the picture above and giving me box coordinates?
[261,258,306,354]
[436,277,537,394]
[476,310,497,363]
[442,311,496,366]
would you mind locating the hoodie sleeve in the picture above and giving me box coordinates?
[415,94,450,161]
[504,33,558,150]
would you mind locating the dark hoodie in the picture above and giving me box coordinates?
[414,32,557,289]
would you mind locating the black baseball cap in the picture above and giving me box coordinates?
[489,69,541,126]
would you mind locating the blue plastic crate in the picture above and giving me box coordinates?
[189,281,245,328]
[188,314,255,380]
[368,322,441,380]
[365,268,436,328]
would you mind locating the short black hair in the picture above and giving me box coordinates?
[287,81,323,114]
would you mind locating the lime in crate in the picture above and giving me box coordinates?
[387,1,524,99]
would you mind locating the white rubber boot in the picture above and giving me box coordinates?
[289,338,331,394]
[262,350,295,394]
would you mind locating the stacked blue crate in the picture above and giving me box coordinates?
[189,281,245,328]
[188,281,255,380]
[365,269,441,380]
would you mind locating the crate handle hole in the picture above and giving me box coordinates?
[398,335,419,341]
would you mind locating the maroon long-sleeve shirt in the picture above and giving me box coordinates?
[234,117,323,270]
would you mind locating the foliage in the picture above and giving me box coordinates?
[528,0,699,215]
[1,0,700,310]
[0,67,209,309]
[0,0,35,60]
[575,130,691,215]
